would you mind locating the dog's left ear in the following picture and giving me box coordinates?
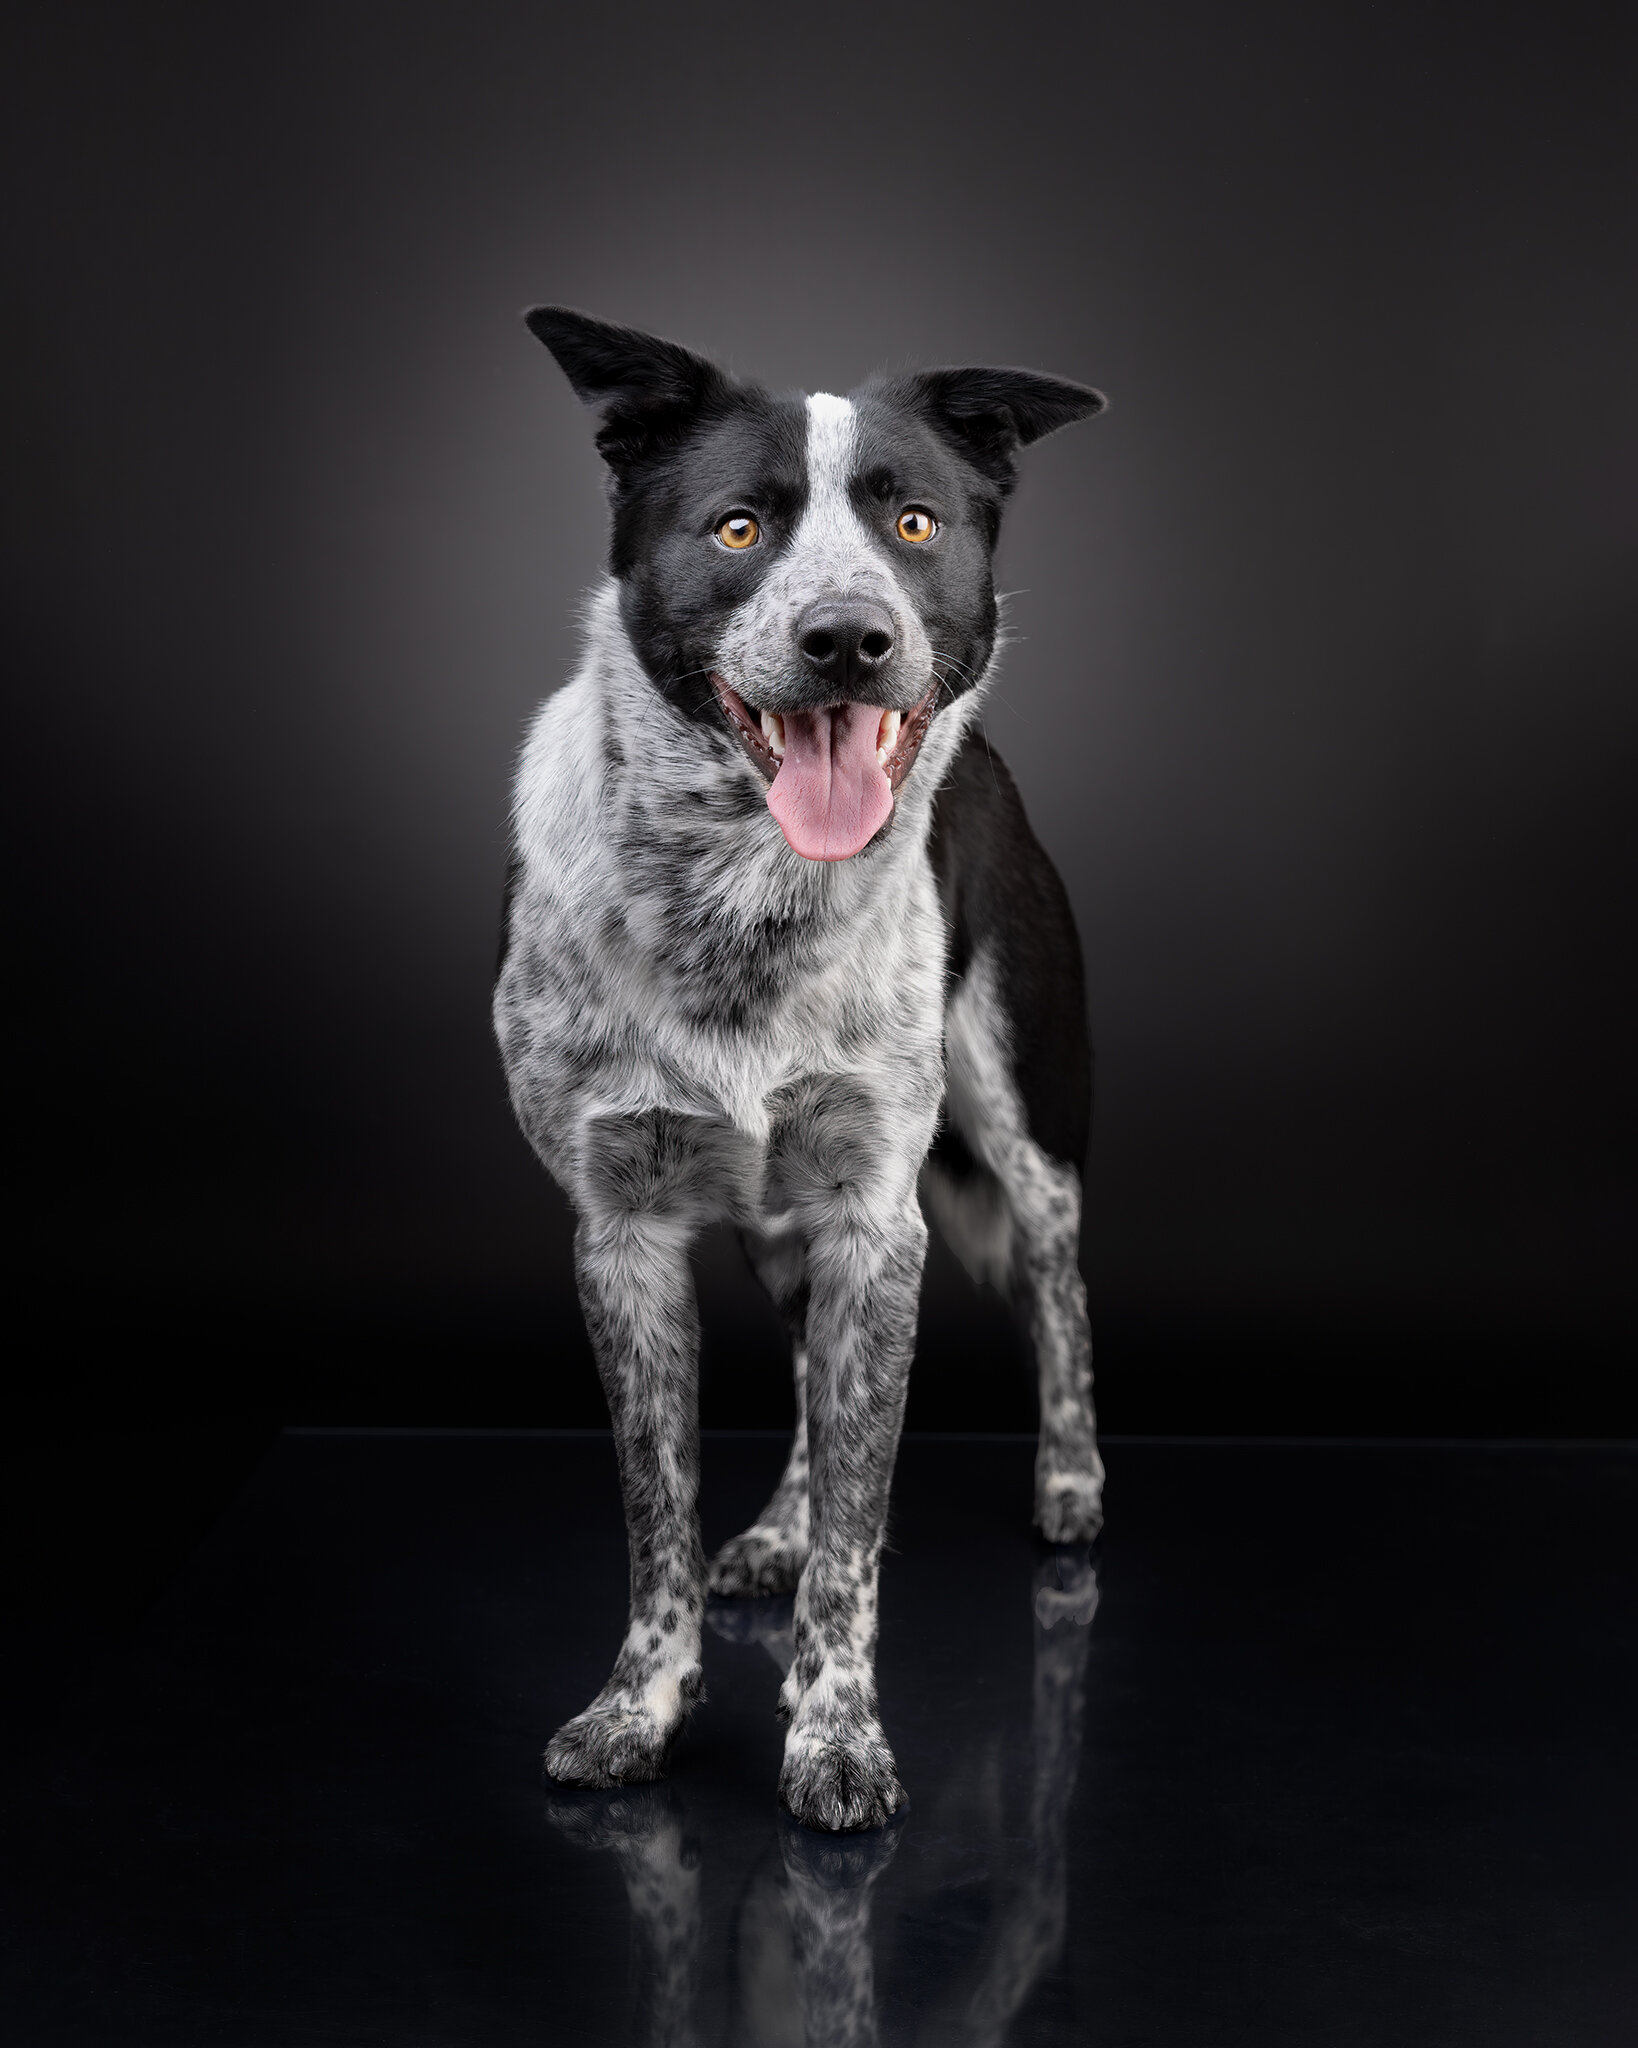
[894,366,1106,492]
[524,305,734,477]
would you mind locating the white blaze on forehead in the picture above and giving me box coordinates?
[790,391,880,595]
[804,391,856,513]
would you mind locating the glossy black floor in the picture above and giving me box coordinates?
[4,1432,1635,2044]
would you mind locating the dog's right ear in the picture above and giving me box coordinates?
[524,306,732,476]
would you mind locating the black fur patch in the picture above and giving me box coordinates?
[930,734,1094,1168]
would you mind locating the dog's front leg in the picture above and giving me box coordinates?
[777,1191,925,1833]
[545,1206,705,1788]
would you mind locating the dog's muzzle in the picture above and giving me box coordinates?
[712,674,941,863]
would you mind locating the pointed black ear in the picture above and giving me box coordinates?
[894,365,1106,491]
[523,305,734,475]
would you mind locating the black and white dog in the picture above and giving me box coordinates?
[494,309,1106,1832]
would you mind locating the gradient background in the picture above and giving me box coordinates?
[4,0,1635,1481]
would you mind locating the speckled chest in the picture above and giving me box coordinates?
[493,646,960,1232]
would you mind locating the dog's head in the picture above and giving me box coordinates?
[527,307,1104,862]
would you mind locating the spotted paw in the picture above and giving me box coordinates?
[544,1692,688,1788]
[779,1722,906,1834]
[1034,1466,1105,1544]
[707,1525,808,1598]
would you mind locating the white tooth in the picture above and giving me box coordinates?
[760,709,785,758]
[876,709,902,765]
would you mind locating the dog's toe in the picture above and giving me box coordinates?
[707,1526,807,1598]
[779,1725,906,1834]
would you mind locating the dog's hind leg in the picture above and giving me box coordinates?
[971,1085,1105,1543]
[707,1230,811,1599]
[944,952,1105,1543]
[1010,1157,1103,1541]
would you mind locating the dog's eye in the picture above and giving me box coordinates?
[716,514,760,550]
[896,508,937,544]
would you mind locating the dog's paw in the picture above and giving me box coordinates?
[779,1721,906,1834]
[707,1525,807,1598]
[1034,1466,1105,1544]
[544,1693,687,1789]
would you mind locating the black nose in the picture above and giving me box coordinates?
[794,601,896,694]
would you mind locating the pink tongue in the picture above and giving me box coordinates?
[766,702,893,861]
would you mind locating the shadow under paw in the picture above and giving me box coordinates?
[780,1731,906,1834]
[544,1702,677,1789]
[707,1527,807,1598]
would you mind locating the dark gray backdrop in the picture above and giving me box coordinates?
[5,0,1635,1433]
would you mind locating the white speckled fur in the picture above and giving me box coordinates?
[498,371,1103,1829]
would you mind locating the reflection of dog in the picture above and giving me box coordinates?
[496,309,1106,1830]
[548,1552,1100,2046]
[546,1784,701,2048]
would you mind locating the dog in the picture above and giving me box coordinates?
[494,308,1106,1832]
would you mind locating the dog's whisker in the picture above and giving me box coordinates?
[929,655,984,703]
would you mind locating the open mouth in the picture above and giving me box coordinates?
[711,672,941,863]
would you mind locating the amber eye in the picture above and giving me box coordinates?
[896,507,937,544]
[716,513,760,550]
